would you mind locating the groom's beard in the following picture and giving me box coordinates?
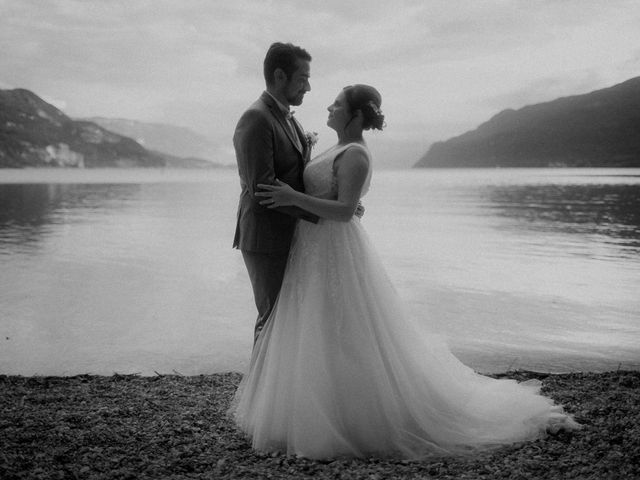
[287,91,306,106]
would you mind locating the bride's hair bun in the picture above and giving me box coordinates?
[360,100,385,131]
[343,84,385,131]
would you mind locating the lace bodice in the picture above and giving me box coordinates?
[303,143,372,200]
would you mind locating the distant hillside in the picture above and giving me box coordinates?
[84,117,224,166]
[0,88,224,169]
[158,151,230,169]
[415,77,640,168]
[0,88,169,168]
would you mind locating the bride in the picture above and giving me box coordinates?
[230,84,579,460]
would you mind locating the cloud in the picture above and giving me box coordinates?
[1,0,640,167]
[41,95,68,111]
[483,70,612,115]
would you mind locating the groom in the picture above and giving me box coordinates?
[233,42,318,343]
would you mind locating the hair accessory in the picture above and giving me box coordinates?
[367,101,383,116]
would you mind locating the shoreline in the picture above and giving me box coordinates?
[1,370,638,479]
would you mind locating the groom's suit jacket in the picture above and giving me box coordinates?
[233,92,318,254]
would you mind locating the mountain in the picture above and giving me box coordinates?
[84,117,225,166]
[415,77,640,168]
[0,88,170,168]
[158,151,229,169]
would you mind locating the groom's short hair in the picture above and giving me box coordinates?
[263,42,311,86]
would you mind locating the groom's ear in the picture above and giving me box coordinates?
[274,68,288,84]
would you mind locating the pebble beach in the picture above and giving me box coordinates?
[1,370,639,479]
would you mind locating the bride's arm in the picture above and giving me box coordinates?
[256,148,369,222]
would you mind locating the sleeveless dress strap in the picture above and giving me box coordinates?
[330,143,372,198]
[336,142,370,157]
[331,142,370,172]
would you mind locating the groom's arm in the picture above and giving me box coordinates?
[234,109,318,223]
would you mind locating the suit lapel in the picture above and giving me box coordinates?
[290,116,307,158]
[261,92,304,157]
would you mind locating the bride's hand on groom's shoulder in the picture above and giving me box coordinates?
[256,179,296,208]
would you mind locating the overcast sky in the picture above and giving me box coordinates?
[1,0,639,168]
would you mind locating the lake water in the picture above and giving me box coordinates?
[1,167,639,376]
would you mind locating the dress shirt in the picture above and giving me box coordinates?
[265,91,302,150]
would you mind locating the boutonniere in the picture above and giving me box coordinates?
[305,131,319,149]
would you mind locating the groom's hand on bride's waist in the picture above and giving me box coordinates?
[355,202,365,218]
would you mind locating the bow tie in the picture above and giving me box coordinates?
[286,110,295,120]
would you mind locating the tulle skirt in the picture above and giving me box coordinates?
[230,217,578,459]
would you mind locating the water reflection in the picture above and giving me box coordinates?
[0,183,141,250]
[485,183,640,250]
[1,169,638,375]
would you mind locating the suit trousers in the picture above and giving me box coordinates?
[241,250,289,343]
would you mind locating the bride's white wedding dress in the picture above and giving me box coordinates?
[231,143,578,459]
